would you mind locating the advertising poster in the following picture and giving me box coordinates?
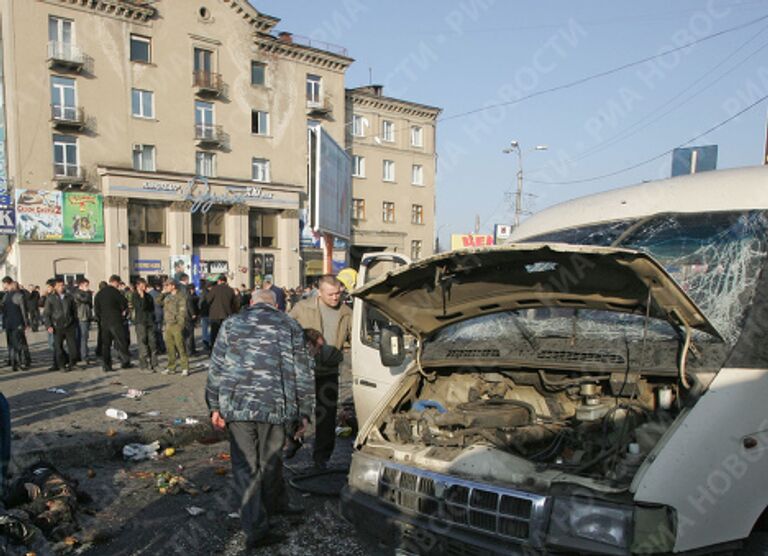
[191,254,202,290]
[169,255,191,282]
[15,189,63,241]
[450,234,494,250]
[0,194,14,234]
[63,192,104,242]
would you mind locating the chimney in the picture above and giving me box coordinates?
[278,32,293,43]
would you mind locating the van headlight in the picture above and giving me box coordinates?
[547,497,632,553]
[348,453,382,497]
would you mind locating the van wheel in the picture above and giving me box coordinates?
[740,531,768,555]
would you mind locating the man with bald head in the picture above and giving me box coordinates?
[206,288,313,548]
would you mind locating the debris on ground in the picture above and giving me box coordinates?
[173,418,200,426]
[154,472,199,496]
[122,442,160,462]
[45,388,68,396]
[163,447,176,458]
[104,409,128,421]
[123,389,145,400]
[185,506,205,517]
[105,429,117,438]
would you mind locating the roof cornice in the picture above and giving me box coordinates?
[44,0,157,22]
[255,34,353,72]
[220,0,280,33]
[347,92,442,120]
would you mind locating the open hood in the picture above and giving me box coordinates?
[352,243,722,340]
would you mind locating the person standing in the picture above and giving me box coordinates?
[157,280,189,376]
[26,286,41,332]
[148,282,166,354]
[289,274,352,470]
[262,277,286,312]
[73,278,93,365]
[41,279,59,371]
[178,273,198,356]
[130,278,158,373]
[205,275,239,349]
[1,277,29,372]
[199,281,211,353]
[43,278,78,372]
[206,289,314,549]
[94,275,131,373]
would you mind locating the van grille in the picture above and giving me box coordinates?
[378,463,546,544]
[536,350,625,365]
[445,349,501,359]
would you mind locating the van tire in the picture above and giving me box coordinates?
[740,531,768,555]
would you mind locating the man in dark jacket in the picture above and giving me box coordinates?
[148,282,166,354]
[130,278,158,373]
[73,278,93,364]
[94,275,131,372]
[26,286,40,332]
[2,277,29,372]
[206,288,313,548]
[205,275,239,349]
[262,278,286,312]
[44,278,78,372]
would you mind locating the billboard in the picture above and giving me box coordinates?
[169,255,191,282]
[0,194,14,234]
[63,192,104,242]
[451,234,494,250]
[494,224,512,243]
[16,189,63,241]
[309,127,352,239]
[671,145,718,177]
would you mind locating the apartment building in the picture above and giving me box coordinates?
[0,0,351,287]
[346,85,440,266]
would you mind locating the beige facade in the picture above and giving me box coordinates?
[0,0,351,286]
[346,86,440,265]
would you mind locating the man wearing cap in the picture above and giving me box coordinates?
[157,279,190,376]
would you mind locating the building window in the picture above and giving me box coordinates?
[411,204,424,225]
[195,151,216,177]
[51,76,76,120]
[352,115,367,137]
[132,144,156,172]
[353,198,366,221]
[131,88,154,119]
[195,100,214,138]
[251,110,269,135]
[382,120,394,142]
[249,210,277,248]
[130,34,151,63]
[252,158,270,182]
[251,61,266,86]
[352,155,365,178]
[382,201,395,223]
[306,74,322,105]
[412,164,424,186]
[383,160,395,182]
[411,240,423,260]
[192,207,225,246]
[411,125,423,147]
[128,201,165,245]
[49,16,74,45]
[53,134,78,177]
[193,47,213,74]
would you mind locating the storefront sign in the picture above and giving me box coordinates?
[16,189,63,241]
[494,224,512,243]
[207,260,229,275]
[63,192,104,242]
[184,178,276,214]
[0,194,14,234]
[450,234,494,250]
[133,259,163,273]
[142,181,182,192]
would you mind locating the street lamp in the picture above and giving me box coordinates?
[503,141,548,228]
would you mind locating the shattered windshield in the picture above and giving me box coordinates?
[524,211,768,345]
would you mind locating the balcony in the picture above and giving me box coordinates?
[51,105,86,130]
[193,71,225,96]
[53,164,86,185]
[306,96,333,117]
[194,124,225,147]
[47,41,87,71]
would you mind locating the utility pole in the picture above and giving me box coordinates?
[503,141,548,228]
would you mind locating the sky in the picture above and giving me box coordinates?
[251,0,768,248]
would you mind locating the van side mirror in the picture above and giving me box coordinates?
[379,325,405,367]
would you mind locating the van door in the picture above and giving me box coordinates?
[352,252,411,425]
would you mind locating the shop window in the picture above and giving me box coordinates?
[249,210,277,248]
[192,207,225,246]
[128,201,166,245]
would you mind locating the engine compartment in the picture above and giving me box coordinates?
[379,368,682,487]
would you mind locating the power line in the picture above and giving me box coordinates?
[439,13,768,123]
[527,92,768,186]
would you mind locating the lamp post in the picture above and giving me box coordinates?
[503,141,547,228]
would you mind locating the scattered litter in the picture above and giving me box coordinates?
[227,512,239,519]
[173,417,200,426]
[63,536,78,546]
[155,472,199,496]
[109,381,123,386]
[216,452,231,462]
[335,426,353,438]
[124,389,145,400]
[145,411,161,417]
[106,428,118,437]
[105,408,128,421]
[185,506,205,517]
[86,469,96,479]
[129,471,154,480]
[214,467,228,476]
[122,441,160,462]
[45,387,68,395]
[164,447,176,458]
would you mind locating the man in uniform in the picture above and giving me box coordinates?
[158,280,190,376]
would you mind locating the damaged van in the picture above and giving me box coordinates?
[341,166,768,554]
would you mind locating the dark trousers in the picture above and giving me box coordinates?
[154,320,166,353]
[314,372,339,465]
[27,308,40,332]
[135,323,158,370]
[77,321,90,362]
[228,422,287,543]
[210,319,224,350]
[5,327,28,369]
[183,319,196,356]
[100,320,130,370]
[54,324,77,369]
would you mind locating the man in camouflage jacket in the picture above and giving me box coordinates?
[157,280,189,375]
[206,288,313,549]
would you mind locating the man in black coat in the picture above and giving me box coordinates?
[205,275,240,349]
[43,278,78,372]
[1,277,29,371]
[94,274,131,372]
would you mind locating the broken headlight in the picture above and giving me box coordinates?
[348,453,383,497]
[547,497,632,555]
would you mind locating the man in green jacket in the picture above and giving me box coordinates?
[158,279,189,376]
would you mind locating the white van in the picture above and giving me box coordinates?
[343,166,768,554]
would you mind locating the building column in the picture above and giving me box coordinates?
[227,205,249,287]
[168,201,192,260]
[104,196,129,278]
[279,209,299,287]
